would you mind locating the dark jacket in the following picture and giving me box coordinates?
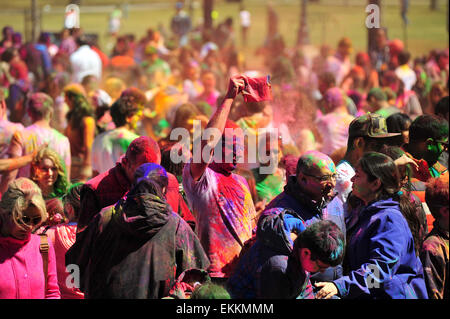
[334,198,428,299]
[264,176,345,283]
[227,209,314,299]
[77,163,131,231]
[78,162,192,232]
[81,194,209,299]
[420,221,449,299]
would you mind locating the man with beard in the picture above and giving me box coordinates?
[182,76,257,281]
[262,151,345,289]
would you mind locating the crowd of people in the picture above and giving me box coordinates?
[0,2,448,299]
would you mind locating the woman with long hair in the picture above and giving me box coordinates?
[316,152,428,299]
[30,147,70,230]
[63,84,96,182]
[0,178,60,298]
[30,147,69,200]
[45,182,84,299]
[378,145,428,255]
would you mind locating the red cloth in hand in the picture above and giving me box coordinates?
[241,75,272,102]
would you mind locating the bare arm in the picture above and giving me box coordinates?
[80,116,96,181]
[0,154,34,172]
[189,76,245,181]
[0,131,24,194]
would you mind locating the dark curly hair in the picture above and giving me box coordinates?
[111,87,147,127]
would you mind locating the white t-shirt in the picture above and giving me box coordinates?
[70,45,102,83]
[395,65,417,91]
[335,160,355,205]
[91,127,139,175]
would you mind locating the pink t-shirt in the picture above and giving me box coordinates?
[315,112,354,156]
[9,124,71,179]
[46,224,84,299]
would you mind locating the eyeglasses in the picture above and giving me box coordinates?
[303,172,337,182]
[17,215,42,227]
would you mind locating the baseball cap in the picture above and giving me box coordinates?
[349,113,401,138]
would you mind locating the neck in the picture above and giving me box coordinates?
[362,193,377,206]
[333,105,349,114]
[404,143,422,161]
[33,119,51,128]
[343,150,358,168]
[296,183,321,203]
[209,162,232,176]
[438,219,449,233]
[41,185,54,198]
[379,101,390,109]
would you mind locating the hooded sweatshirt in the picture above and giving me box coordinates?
[84,193,209,299]
[334,198,428,299]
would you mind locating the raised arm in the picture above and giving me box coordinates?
[189,76,245,181]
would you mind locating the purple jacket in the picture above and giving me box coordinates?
[334,198,428,299]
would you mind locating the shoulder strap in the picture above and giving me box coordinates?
[39,234,49,293]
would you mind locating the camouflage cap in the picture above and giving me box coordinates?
[349,113,401,138]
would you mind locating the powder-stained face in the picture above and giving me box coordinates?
[299,248,331,274]
[34,157,58,189]
[211,135,243,175]
[127,109,143,131]
[425,137,448,166]
[298,151,337,200]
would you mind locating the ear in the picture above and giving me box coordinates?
[354,137,365,150]
[370,178,382,193]
[296,172,306,184]
[299,247,311,260]
[426,138,436,152]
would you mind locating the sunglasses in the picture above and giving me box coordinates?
[17,215,42,227]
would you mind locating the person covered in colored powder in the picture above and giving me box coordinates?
[182,75,257,281]
[262,150,345,290]
[315,152,428,299]
[0,178,60,299]
[0,92,71,194]
[71,163,209,298]
[227,220,345,299]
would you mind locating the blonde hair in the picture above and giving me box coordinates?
[30,147,69,198]
[0,178,47,235]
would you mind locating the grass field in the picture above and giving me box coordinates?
[0,0,448,69]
